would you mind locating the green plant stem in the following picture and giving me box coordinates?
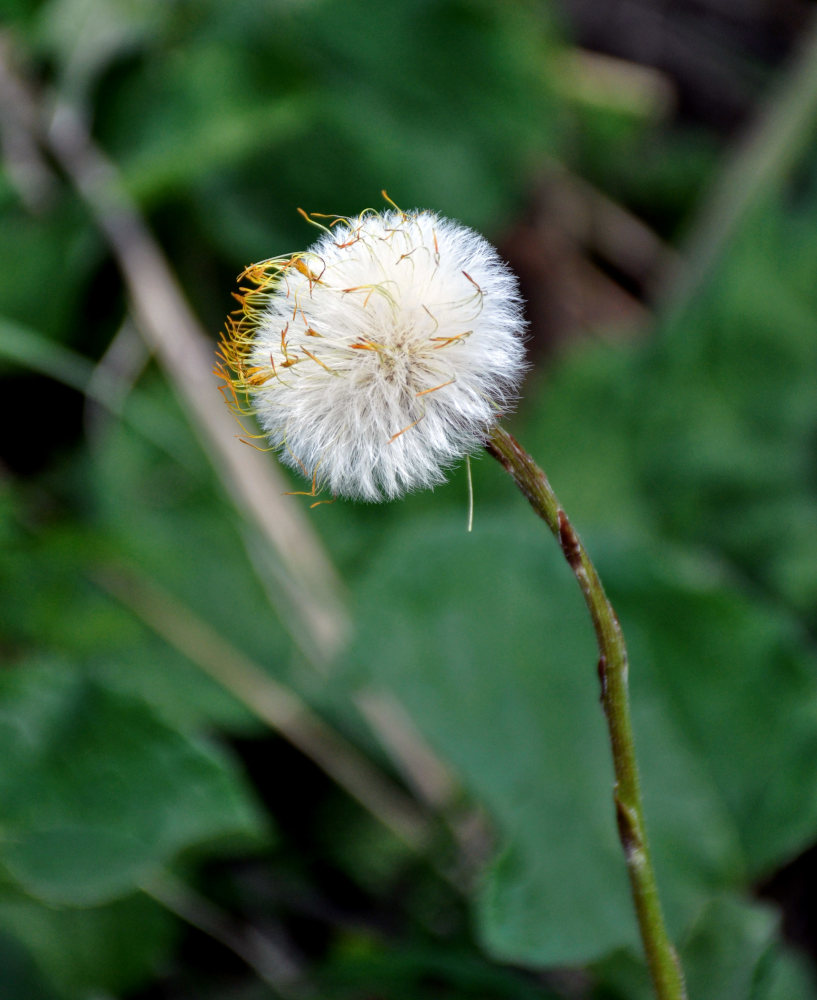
[486,425,687,1000]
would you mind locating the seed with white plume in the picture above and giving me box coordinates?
[218,203,527,501]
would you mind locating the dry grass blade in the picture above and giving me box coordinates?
[51,108,349,664]
[0,33,349,665]
[141,870,309,999]
[94,564,430,853]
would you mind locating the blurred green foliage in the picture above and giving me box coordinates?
[2,0,817,998]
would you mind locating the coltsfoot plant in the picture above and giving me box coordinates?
[218,194,688,1000]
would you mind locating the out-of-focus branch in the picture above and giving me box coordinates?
[142,870,308,999]
[0,41,56,212]
[552,49,676,121]
[540,161,679,301]
[95,564,431,853]
[355,690,493,876]
[354,692,457,811]
[48,103,350,665]
[84,317,151,423]
[0,34,350,667]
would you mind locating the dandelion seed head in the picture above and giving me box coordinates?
[218,205,527,501]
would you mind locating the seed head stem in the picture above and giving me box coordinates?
[486,424,687,1000]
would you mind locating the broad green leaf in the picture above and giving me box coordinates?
[518,341,653,535]
[635,200,817,620]
[755,945,817,1000]
[3,827,157,908]
[347,511,817,966]
[0,889,176,999]
[596,895,817,1000]
[348,514,627,964]
[604,543,817,878]
[0,660,266,906]
[0,197,99,345]
[348,516,727,963]
[679,897,816,1000]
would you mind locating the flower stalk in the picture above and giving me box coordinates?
[485,424,687,1000]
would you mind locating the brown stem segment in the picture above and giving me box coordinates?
[486,424,687,1000]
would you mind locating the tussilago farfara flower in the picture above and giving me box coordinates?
[218,202,526,501]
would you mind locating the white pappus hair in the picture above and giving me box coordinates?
[218,204,527,502]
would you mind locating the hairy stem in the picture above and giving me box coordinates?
[486,425,687,1000]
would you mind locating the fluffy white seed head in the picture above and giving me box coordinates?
[219,206,527,501]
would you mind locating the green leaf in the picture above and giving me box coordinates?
[347,515,623,964]
[0,200,99,343]
[681,897,777,1000]
[0,889,176,999]
[596,895,817,1000]
[681,897,817,1000]
[347,517,701,963]
[3,827,157,908]
[635,200,817,618]
[0,660,266,906]
[518,341,653,535]
[604,542,817,878]
[347,510,817,966]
